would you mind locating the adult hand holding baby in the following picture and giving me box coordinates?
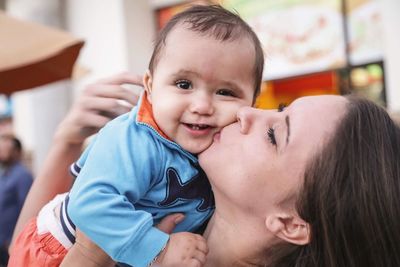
[54,72,143,145]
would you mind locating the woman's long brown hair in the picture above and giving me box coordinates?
[268,96,400,267]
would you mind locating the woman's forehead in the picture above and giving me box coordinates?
[285,95,347,148]
[288,95,347,125]
[290,95,346,109]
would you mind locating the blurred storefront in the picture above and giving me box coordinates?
[1,0,398,173]
[155,0,387,109]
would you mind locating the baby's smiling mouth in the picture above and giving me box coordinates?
[183,123,211,130]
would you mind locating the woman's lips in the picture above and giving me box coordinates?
[213,132,221,141]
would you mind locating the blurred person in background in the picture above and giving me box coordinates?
[0,117,13,136]
[0,134,33,266]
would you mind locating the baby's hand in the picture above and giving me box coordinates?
[154,232,208,267]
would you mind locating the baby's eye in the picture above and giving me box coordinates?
[216,89,236,97]
[176,80,192,90]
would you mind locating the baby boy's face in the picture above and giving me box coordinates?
[145,26,256,154]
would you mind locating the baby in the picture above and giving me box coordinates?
[9,5,264,267]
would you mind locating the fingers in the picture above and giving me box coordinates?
[81,96,133,118]
[81,72,143,108]
[156,213,185,234]
[77,112,111,131]
[54,72,143,145]
[76,73,143,125]
[190,250,207,266]
[194,235,208,254]
[186,235,208,266]
[96,72,143,86]
[159,232,208,267]
[83,84,140,107]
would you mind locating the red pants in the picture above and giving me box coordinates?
[8,217,67,267]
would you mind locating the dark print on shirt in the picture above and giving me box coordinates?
[159,164,214,212]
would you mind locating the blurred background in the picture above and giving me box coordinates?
[0,0,399,174]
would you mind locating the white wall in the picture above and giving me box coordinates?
[65,0,130,92]
[124,0,155,75]
[65,0,156,92]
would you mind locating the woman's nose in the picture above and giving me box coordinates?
[237,106,258,134]
[237,107,276,134]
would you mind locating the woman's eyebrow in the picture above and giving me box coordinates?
[286,115,290,144]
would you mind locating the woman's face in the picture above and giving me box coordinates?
[199,95,347,216]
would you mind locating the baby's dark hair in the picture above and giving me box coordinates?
[148,4,264,102]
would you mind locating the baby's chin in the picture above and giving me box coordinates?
[182,139,214,155]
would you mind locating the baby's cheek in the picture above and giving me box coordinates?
[221,107,242,126]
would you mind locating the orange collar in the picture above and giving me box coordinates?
[137,92,170,140]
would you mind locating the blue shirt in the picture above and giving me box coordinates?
[68,94,214,267]
[0,162,33,246]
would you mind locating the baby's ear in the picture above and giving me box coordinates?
[265,213,310,245]
[143,70,153,103]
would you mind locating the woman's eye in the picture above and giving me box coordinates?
[267,128,277,145]
[176,80,192,90]
[278,103,287,112]
[216,89,236,97]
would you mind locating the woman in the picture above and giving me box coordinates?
[200,95,400,266]
[12,74,400,267]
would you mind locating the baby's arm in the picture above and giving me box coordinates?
[60,230,115,267]
[61,214,207,267]
[67,116,170,266]
[62,233,208,267]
